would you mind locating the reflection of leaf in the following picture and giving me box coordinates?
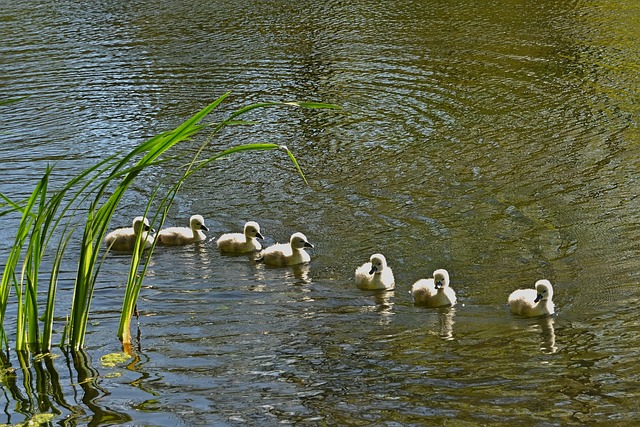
[226,120,260,126]
[0,96,29,107]
[282,101,343,110]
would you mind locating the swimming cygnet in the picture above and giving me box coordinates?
[411,268,457,307]
[355,253,395,291]
[216,221,264,254]
[157,214,209,246]
[105,216,155,252]
[508,279,555,317]
[259,232,313,267]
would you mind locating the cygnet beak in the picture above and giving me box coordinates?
[435,280,443,289]
[256,232,264,240]
[368,266,378,275]
[534,293,543,303]
[201,225,209,231]
[304,241,314,249]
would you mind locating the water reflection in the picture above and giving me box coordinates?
[508,314,558,355]
[251,262,312,288]
[0,350,133,426]
[285,264,312,286]
[0,352,27,421]
[68,349,132,425]
[411,306,456,341]
[369,290,395,326]
[539,316,557,354]
[437,308,456,341]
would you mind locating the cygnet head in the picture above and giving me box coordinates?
[433,269,450,289]
[368,253,387,275]
[244,221,264,240]
[190,215,209,231]
[133,216,153,234]
[534,279,553,303]
[290,232,313,249]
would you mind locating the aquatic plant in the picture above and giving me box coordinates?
[0,93,340,354]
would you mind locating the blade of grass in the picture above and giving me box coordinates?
[2,93,340,355]
[116,100,340,348]
[41,226,75,351]
[69,94,235,349]
[0,97,29,107]
[1,168,48,352]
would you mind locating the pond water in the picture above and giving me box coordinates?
[1,0,640,425]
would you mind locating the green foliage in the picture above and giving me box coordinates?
[0,93,340,354]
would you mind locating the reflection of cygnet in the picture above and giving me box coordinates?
[540,316,557,354]
[157,215,208,246]
[508,279,555,317]
[438,308,456,340]
[259,232,313,267]
[411,269,457,307]
[355,253,395,290]
[216,221,264,254]
[105,216,155,252]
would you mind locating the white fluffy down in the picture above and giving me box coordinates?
[217,221,264,254]
[411,268,456,307]
[105,216,155,252]
[508,279,555,317]
[260,232,313,267]
[157,215,209,246]
[355,253,395,291]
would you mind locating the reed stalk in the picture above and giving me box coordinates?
[0,93,340,355]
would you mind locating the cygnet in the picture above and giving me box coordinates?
[216,221,264,254]
[354,253,395,291]
[508,279,555,317]
[105,216,155,252]
[157,214,209,246]
[259,232,313,267]
[411,268,456,307]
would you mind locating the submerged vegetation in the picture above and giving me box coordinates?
[0,93,340,356]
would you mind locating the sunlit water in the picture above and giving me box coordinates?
[1,0,640,425]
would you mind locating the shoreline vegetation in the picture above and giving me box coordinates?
[0,93,340,359]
